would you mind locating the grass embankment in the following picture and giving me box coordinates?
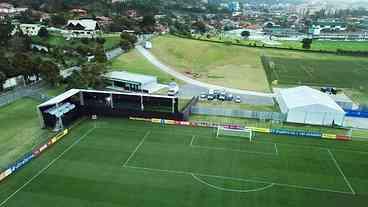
[110,49,180,84]
[150,35,271,92]
[0,98,53,170]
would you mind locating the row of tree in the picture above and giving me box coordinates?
[0,53,60,91]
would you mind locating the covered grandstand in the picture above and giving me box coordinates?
[37,89,183,129]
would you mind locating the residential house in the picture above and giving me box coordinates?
[64,19,100,39]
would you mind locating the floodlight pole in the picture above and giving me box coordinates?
[56,103,64,131]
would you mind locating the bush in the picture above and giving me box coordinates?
[96,37,106,45]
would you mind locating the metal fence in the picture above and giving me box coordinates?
[191,106,287,121]
[0,83,48,107]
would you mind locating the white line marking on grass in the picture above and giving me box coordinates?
[122,131,151,167]
[274,143,279,155]
[190,135,195,146]
[123,165,354,195]
[0,127,96,207]
[191,173,275,193]
[327,149,356,195]
[190,144,278,156]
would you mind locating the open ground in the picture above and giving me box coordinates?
[1,118,367,207]
[0,98,53,170]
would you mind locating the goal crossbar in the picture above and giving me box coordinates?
[216,127,253,142]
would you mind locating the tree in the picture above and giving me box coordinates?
[40,60,60,86]
[38,27,49,38]
[302,38,313,49]
[0,70,6,91]
[0,19,14,47]
[241,30,250,39]
[141,15,156,33]
[120,39,133,51]
[120,32,137,45]
[95,45,107,63]
[13,53,33,83]
[192,21,207,34]
[67,63,106,89]
[50,13,67,27]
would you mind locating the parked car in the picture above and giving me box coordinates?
[320,87,337,95]
[218,90,226,101]
[235,96,241,103]
[208,89,215,100]
[200,92,207,99]
[227,93,234,101]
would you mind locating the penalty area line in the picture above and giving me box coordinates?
[191,173,275,193]
[123,165,354,196]
[122,131,151,167]
[0,126,96,207]
[327,149,356,195]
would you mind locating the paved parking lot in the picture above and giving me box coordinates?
[179,84,274,105]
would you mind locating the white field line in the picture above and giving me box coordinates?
[191,173,275,193]
[327,149,356,195]
[274,143,279,155]
[190,136,195,146]
[122,131,151,167]
[190,144,278,156]
[0,127,96,207]
[98,127,368,154]
[123,165,354,195]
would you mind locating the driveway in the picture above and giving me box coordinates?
[136,46,275,99]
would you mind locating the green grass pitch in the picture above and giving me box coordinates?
[1,118,368,206]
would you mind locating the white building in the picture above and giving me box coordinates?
[103,71,167,94]
[64,19,100,39]
[276,86,345,126]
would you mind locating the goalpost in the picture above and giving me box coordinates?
[216,126,254,142]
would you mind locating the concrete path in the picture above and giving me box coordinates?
[136,46,275,98]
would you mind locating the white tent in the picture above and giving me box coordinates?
[276,86,345,126]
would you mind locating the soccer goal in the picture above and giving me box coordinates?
[216,126,253,142]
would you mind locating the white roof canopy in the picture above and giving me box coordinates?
[278,86,344,112]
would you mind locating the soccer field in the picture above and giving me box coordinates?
[1,118,368,206]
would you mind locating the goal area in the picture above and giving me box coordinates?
[216,126,253,141]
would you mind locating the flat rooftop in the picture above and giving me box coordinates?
[103,71,157,85]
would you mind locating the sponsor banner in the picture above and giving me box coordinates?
[223,125,243,130]
[247,127,270,133]
[322,133,337,139]
[151,118,161,123]
[129,117,151,122]
[9,153,34,173]
[271,128,322,138]
[51,129,68,144]
[179,121,190,126]
[336,135,351,141]
[0,168,12,182]
[164,120,175,125]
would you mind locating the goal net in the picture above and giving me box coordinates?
[216,126,253,141]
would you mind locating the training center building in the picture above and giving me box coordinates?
[37,89,187,129]
[103,71,167,94]
[276,86,345,126]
